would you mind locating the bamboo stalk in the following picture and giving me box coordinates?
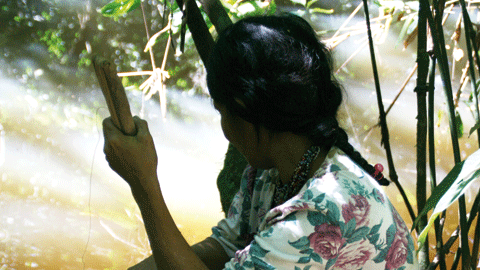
[416,0,430,266]
[361,0,416,225]
[198,0,232,33]
[458,0,480,148]
[93,56,136,136]
[459,0,480,144]
[428,55,448,270]
[180,0,214,64]
[429,191,480,269]
[427,39,448,268]
[424,1,470,268]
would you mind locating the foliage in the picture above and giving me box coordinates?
[101,0,141,18]
[38,29,65,59]
[413,149,480,248]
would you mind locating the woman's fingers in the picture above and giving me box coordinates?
[102,116,158,188]
[133,116,149,134]
[102,117,121,155]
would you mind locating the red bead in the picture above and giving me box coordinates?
[374,163,384,173]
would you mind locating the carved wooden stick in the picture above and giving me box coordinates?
[93,56,136,135]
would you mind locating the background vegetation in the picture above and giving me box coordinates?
[2,0,480,269]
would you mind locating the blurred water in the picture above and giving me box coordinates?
[0,70,228,268]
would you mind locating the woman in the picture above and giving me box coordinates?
[103,14,418,269]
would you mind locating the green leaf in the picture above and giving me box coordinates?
[469,120,480,137]
[310,8,334,14]
[343,218,356,238]
[396,13,416,47]
[329,164,341,172]
[373,247,388,263]
[251,257,275,270]
[325,258,337,270]
[414,149,480,247]
[455,110,464,138]
[326,201,340,222]
[310,252,322,263]
[250,242,269,257]
[101,0,140,17]
[303,190,314,200]
[297,256,311,264]
[385,224,396,246]
[347,226,370,243]
[266,0,277,15]
[312,193,325,204]
[369,221,382,235]
[289,236,311,250]
[367,233,380,245]
[284,213,297,222]
[300,248,313,254]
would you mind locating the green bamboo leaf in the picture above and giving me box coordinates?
[396,13,416,47]
[101,0,140,17]
[455,110,464,138]
[413,149,480,247]
[310,8,334,14]
[469,120,480,137]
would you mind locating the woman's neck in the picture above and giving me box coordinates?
[268,133,328,185]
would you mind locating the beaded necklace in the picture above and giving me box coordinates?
[271,145,322,207]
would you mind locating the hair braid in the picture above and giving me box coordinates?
[334,128,390,186]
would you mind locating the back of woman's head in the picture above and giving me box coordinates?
[206,14,343,147]
[207,14,389,186]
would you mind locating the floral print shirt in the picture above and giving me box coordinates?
[210,147,418,270]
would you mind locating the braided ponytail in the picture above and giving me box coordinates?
[334,128,390,186]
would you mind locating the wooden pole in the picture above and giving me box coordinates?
[93,56,136,136]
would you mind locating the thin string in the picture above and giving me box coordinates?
[82,107,103,269]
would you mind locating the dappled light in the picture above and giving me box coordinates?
[2,0,480,269]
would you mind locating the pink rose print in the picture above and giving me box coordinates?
[392,208,409,238]
[333,240,375,270]
[384,207,411,268]
[285,202,310,212]
[266,202,310,225]
[342,195,371,228]
[385,235,408,269]
[373,188,385,204]
[308,223,346,260]
[234,245,250,264]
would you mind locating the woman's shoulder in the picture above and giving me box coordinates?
[255,147,418,269]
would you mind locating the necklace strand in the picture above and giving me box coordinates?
[272,145,322,207]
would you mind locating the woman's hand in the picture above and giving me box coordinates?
[102,116,158,191]
[104,116,211,270]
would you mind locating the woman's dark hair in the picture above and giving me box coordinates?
[206,14,389,186]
